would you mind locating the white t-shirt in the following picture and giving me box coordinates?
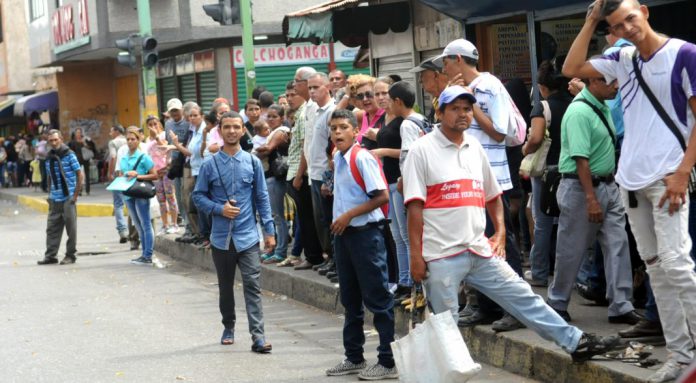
[590,39,696,190]
[468,72,513,191]
[307,101,336,181]
[251,135,268,151]
[403,127,502,262]
[399,112,426,171]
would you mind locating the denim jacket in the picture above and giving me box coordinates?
[193,149,275,252]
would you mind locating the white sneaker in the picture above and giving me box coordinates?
[166,225,179,234]
[648,359,687,383]
[156,227,168,236]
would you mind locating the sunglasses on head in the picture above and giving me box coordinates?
[355,91,374,101]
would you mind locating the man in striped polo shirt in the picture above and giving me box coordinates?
[38,129,83,265]
[433,39,524,330]
[403,86,618,363]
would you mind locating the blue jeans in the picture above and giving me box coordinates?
[266,177,288,258]
[530,177,556,281]
[291,219,303,257]
[112,192,127,233]
[0,163,5,186]
[425,252,583,353]
[388,183,411,287]
[125,198,154,259]
[334,225,395,368]
[197,210,211,237]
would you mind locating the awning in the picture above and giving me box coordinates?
[14,90,59,116]
[283,0,410,47]
[0,98,16,119]
[416,0,588,21]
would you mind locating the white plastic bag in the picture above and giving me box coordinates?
[149,197,161,219]
[391,311,481,383]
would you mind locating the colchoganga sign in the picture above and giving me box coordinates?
[232,42,358,68]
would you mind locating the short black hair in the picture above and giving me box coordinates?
[258,91,275,108]
[388,81,416,108]
[330,109,357,128]
[205,110,218,126]
[219,111,243,124]
[286,80,295,91]
[252,85,267,100]
[268,104,285,118]
[112,124,125,134]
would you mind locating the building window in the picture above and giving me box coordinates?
[29,0,46,20]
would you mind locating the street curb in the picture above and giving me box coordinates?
[0,190,115,217]
[155,236,647,383]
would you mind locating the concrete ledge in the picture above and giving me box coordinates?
[1,190,115,217]
[155,235,650,383]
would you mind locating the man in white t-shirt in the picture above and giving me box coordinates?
[433,38,524,330]
[404,85,619,364]
[107,125,128,243]
[563,1,696,381]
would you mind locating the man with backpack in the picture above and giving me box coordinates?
[434,38,526,331]
[563,1,696,381]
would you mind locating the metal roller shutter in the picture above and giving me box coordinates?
[376,53,414,84]
[198,71,218,113]
[178,74,197,104]
[159,77,177,113]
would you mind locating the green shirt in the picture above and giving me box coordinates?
[286,101,307,181]
[558,87,616,176]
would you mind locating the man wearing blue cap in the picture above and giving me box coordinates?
[403,85,619,363]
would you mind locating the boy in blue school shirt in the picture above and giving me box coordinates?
[325,109,397,380]
[192,111,275,354]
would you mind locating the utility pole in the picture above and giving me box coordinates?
[239,0,256,99]
[137,0,158,126]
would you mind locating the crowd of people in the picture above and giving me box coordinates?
[27,0,696,381]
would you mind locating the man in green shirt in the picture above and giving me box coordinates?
[548,76,641,325]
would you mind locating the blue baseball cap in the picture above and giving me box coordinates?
[438,85,476,107]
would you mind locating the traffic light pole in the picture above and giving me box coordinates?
[239,0,256,99]
[137,0,158,125]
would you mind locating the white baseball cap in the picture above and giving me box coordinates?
[166,98,183,112]
[432,39,479,66]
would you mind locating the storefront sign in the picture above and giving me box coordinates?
[540,19,586,59]
[194,51,215,72]
[157,58,175,78]
[176,54,195,75]
[232,42,358,68]
[52,0,90,54]
[488,23,531,82]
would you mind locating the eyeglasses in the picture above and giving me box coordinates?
[355,91,374,101]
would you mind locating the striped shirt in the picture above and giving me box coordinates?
[469,72,513,190]
[46,150,81,202]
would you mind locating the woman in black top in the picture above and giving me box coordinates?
[68,128,90,195]
[521,60,572,285]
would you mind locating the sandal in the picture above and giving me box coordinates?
[220,328,234,345]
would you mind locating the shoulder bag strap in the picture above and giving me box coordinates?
[131,154,144,173]
[212,154,233,202]
[574,98,616,146]
[631,50,686,150]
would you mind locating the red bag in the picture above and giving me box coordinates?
[348,145,389,218]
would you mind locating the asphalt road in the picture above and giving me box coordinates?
[0,198,538,383]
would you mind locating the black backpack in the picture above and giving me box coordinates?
[406,115,432,135]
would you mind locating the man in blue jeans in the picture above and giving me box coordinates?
[193,111,276,354]
[107,125,128,243]
[325,109,397,380]
[404,86,619,363]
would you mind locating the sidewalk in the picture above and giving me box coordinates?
[155,235,663,383]
[0,183,115,217]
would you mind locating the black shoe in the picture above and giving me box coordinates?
[37,257,58,265]
[312,260,329,271]
[491,313,526,333]
[549,305,572,322]
[393,285,411,302]
[571,333,621,363]
[251,339,272,354]
[575,283,609,306]
[618,318,664,338]
[318,261,335,276]
[457,310,498,327]
[59,257,76,265]
[609,310,643,325]
[326,271,337,279]
[329,276,339,283]
[130,240,140,251]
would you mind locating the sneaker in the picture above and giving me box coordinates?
[326,360,367,376]
[524,270,548,287]
[648,359,688,383]
[357,363,398,380]
[458,303,479,318]
[166,225,180,234]
[156,227,168,236]
[130,256,153,265]
[59,256,76,265]
[260,252,275,262]
[491,312,525,332]
[262,254,285,264]
[571,333,620,363]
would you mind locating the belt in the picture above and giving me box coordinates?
[342,220,387,234]
[561,173,614,186]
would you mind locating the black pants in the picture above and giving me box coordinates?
[82,161,90,195]
[478,195,524,316]
[286,177,324,265]
[40,159,48,192]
